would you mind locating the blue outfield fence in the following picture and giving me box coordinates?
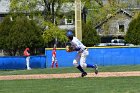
[0,47,140,69]
[45,47,140,68]
[0,56,46,69]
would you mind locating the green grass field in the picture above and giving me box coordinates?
[0,65,140,93]
[0,65,140,75]
[0,77,140,93]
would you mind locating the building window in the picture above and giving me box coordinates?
[65,18,73,25]
[119,25,124,32]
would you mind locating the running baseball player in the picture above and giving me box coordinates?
[66,30,98,77]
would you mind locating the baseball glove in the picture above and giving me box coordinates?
[66,45,74,52]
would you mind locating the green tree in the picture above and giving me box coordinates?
[10,0,70,48]
[42,22,67,47]
[0,16,13,50]
[125,13,140,45]
[82,22,100,46]
[10,0,69,24]
[0,16,44,56]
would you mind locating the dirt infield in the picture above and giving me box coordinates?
[0,71,140,80]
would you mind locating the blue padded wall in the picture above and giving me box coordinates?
[45,47,140,68]
[0,56,46,69]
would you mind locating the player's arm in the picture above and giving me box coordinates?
[66,41,81,52]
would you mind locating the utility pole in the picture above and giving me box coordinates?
[75,0,82,41]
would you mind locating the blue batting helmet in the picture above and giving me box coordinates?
[66,30,73,37]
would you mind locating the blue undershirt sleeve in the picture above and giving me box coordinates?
[75,47,81,51]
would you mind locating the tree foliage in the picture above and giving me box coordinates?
[10,0,69,48]
[10,0,69,23]
[0,16,13,50]
[0,16,44,56]
[10,0,38,13]
[42,22,67,47]
[85,0,135,27]
[125,13,140,45]
[82,22,100,46]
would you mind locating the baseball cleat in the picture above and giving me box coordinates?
[94,64,98,74]
[27,67,32,70]
[81,72,87,77]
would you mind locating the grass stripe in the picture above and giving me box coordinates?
[0,65,139,75]
[0,77,140,93]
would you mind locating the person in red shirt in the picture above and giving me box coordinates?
[23,48,31,70]
[51,45,58,68]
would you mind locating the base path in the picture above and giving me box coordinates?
[0,71,140,80]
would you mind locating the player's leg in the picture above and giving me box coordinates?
[26,56,31,70]
[55,63,58,68]
[55,59,58,68]
[73,53,87,77]
[51,57,55,68]
[86,63,98,74]
[80,50,98,74]
[51,62,54,68]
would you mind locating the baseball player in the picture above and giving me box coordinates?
[23,48,31,70]
[51,44,58,68]
[66,30,98,77]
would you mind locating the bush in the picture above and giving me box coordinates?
[0,16,44,56]
[125,13,140,45]
[82,22,100,46]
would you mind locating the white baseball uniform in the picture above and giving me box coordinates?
[69,37,89,68]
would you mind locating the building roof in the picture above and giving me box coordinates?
[95,9,133,29]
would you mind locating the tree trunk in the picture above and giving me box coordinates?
[43,0,52,22]
[52,2,55,24]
